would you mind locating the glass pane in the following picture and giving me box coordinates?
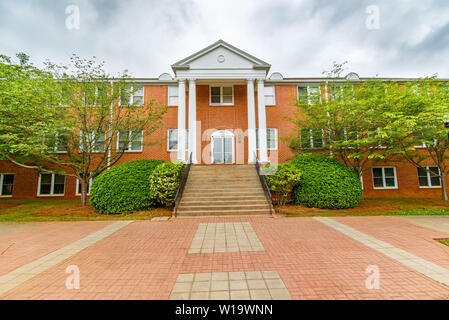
[224,137,232,153]
[373,177,384,188]
[418,177,429,187]
[298,87,308,104]
[169,96,178,105]
[131,131,142,151]
[213,137,223,163]
[222,95,232,103]
[417,167,427,178]
[384,168,395,177]
[372,168,383,178]
[168,130,178,151]
[41,174,52,184]
[211,95,221,103]
[53,183,65,195]
[224,152,232,164]
[312,129,323,148]
[168,85,178,96]
[2,174,14,195]
[94,132,106,151]
[265,96,275,105]
[300,129,311,149]
[430,176,441,186]
[222,87,232,95]
[40,174,52,195]
[134,85,143,95]
[54,174,65,184]
[264,86,274,96]
[211,87,220,95]
[133,96,143,105]
[385,177,396,187]
[119,131,128,150]
[308,86,320,103]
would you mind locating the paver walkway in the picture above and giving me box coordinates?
[0,216,449,300]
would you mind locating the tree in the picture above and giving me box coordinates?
[0,54,167,206]
[380,78,449,200]
[288,63,394,178]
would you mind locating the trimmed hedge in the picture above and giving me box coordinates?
[291,153,362,209]
[90,159,164,214]
[149,162,185,207]
[264,163,302,205]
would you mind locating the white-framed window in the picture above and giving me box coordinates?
[256,128,278,150]
[417,166,441,188]
[330,85,343,100]
[80,130,106,152]
[264,85,276,105]
[83,84,108,106]
[298,85,321,105]
[117,130,143,152]
[167,129,189,151]
[372,167,398,189]
[300,128,324,149]
[76,177,93,195]
[0,174,14,196]
[168,85,179,106]
[210,86,234,106]
[413,132,427,148]
[120,85,144,106]
[38,173,65,196]
[44,132,68,153]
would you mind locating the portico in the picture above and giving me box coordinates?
[171,40,271,164]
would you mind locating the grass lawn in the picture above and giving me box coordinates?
[0,199,172,222]
[278,197,449,217]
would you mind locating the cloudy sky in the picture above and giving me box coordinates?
[1,0,448,78]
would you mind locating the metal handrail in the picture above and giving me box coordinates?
[254,152,274,215]
[173,152,192,217]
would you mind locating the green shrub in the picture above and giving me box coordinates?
[264,163,302,205]
[90,159,164,214]
[291,153,362,209]
[149,162,185,207]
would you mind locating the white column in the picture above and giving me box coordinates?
[257,79,268,163]
[177,79,186,162]
[247,79,257,163]
[188,78,197,163]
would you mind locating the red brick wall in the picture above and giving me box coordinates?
[0,83,445,200]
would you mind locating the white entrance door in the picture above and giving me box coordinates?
[211,130,235,164]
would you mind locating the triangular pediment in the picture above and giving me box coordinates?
[171,40,271,73]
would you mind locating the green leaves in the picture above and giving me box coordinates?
[265,163,302,205]
[149,162,185,207]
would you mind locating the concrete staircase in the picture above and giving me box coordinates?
[176,165,272,216]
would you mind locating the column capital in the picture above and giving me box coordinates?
[246,78,255,83]
[177,78,186,83]
[187,78,196,82]
[256,78,265,84]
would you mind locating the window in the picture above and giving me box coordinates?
[38,174,65,196]
[168,85,179,106]
[210,86,234,105]
[413,132,427,148]
[44,131,68,153]
[80,131,106,152]
[264,86,276,105]
[84,84,108,106]
[372,167,397,189]
[256,128,278,150]
[167,129,189,151]
[330,85,343,100]
[418,166,441,188]
[0,174,14,196]
[298,85,321,105]
[120,85,144,106]
[117,130,143,152]
[300,128,324,149]
[76,177,93,195]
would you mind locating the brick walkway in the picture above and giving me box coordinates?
[1,216,449,300]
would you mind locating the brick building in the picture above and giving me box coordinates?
[0,40,445,200]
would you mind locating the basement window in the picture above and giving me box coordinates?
[372,167,397,189]
[38,174,65,196]
[418,166,441,188]
[0,174,14,196]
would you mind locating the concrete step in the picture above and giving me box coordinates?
[177,209,271,216]
[182,191,265,198]
[180,195,267,201]
[183,187,264,193]
[178,203,270,211]
[185,182,261,189]
[180,200,269,206]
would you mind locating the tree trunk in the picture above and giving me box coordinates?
[80,179,87,206]
[441,172,448,201]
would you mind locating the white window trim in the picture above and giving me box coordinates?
[418,166,442,189]
[83,85,106,107]
[256,128,278,150]
[209,85,234,106]
[37,173,66,196]
[117,130,143,152]
[301,128,325,149]
[167,85,179,106]
[119,85,144,107]
[54,132,68,154]
[0,173,14,197]
[264,85,276,106]
[372,167,398,190]
[167,129,188,152]
[76,178,93,196]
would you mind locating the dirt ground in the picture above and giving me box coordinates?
[33,204,173,217]
[0,202,24,211]
[275,198,449,216]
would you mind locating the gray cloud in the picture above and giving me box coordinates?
[0,0,448,78]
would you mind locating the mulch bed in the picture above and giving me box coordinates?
[33,204,172,217]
